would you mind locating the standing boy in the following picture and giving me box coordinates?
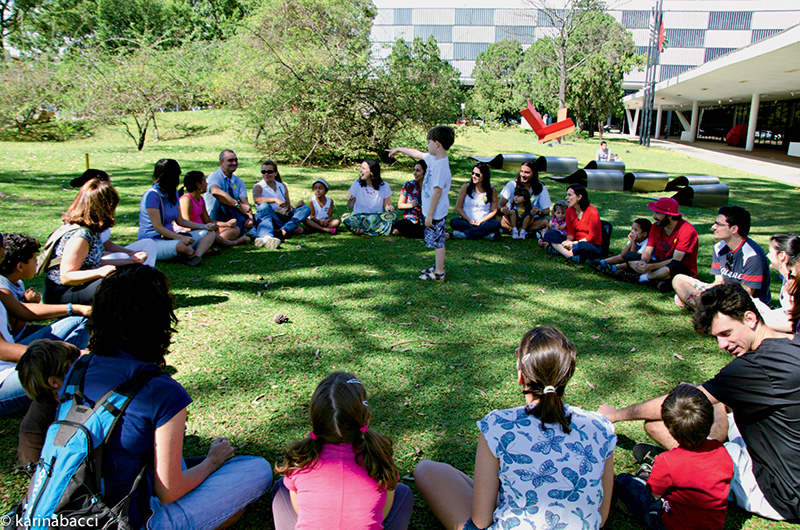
[388,125,455,281]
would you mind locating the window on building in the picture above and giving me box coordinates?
[414,25,453,43]
[454,43,490,61]
[622,10,650,29]
[455,8,494,26]
[394,8,412,25]
[708,11,752,30]
[664,28,705,48]
[704,47,736,62]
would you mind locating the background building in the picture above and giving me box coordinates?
[370,0,799,91]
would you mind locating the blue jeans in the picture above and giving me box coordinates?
[273,205,311,235]
[208,200,249,234]
[0,316,90,416]
[254,203,278,239]
[450,217,501,240]
[148,456,272,530]
[614,473,666,530]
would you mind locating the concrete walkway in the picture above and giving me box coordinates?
[632,137,800,187]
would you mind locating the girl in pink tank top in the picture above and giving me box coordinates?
[272,372,413,530]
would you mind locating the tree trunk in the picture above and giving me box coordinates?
[152,112,160,142]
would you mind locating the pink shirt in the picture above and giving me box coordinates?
[283,443,386,530]
[181,193,205,224]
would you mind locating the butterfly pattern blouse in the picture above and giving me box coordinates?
[478,405,616,530]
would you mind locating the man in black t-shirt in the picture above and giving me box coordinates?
[599,284,800,522]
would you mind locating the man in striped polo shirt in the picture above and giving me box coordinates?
[673,205,770,309]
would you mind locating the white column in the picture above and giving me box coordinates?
[687,101,700,142]
[675,111,690,131]
[654,106,663,139]
[632,109,640,137]
[745,93,760,152]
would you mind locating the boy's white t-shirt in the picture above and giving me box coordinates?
[422,154,451,221]
[347,179,391,215]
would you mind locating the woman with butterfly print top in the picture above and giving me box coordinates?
[414,327,616,530]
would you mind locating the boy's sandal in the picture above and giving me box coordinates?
[420,265,436,275]
[419,270,445,281]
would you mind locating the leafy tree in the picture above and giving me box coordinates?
[566,11,641,137]
[10,0,246,54]
[470,39,523,123]
[0,58,59,131]
[61,45,204,149]
[216,0,460,163]
[515,2,639,133]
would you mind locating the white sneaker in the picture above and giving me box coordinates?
[519,229,528,240]
[512,227,519,239]
[254,236,281,249]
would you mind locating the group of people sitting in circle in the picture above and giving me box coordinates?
[1,141,799,529]
[2,258,799,529]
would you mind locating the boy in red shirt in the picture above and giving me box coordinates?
[614,384,733,530]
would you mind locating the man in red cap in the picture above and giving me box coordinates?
[626,197,699,292]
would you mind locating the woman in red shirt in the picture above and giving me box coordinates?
[542,184,602,262]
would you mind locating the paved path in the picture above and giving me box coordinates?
[648,139,800,188]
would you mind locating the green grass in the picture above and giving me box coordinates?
[0,112,797,529]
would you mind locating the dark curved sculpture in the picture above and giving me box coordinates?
[536,156,578,175]
[665,175,720,192]
[672,183,729,209]
[469,154,538,172]
[585,160,626,173]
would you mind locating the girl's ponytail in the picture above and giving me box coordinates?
[518,327,576,434]
[354,428,399,491]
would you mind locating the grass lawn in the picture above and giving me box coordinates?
[0,110,797,529]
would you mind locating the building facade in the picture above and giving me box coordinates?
[370,0,800,91]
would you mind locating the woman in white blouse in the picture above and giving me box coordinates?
[342,159,395,236]
[450,163,500,240]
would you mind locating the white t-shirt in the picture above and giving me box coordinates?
[348,179,391,215]
[463,186,493,222]
[0,302,16,385]
[500,180,552,213]
[254,180,288,211]
[422,154,451,221]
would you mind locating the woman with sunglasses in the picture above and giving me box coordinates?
[449,163,500,240]
[252,160,311,239]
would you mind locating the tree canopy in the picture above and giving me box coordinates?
[470,39,524,123]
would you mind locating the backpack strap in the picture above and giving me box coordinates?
[36,224,82,276]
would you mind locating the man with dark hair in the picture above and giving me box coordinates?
[600,284,800,522]
[625,197,699,292]
[673,205,770,308]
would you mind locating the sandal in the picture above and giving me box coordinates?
[420,265,436,275]
[419,270,445,281]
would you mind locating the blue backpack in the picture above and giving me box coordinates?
[5,354,159,530]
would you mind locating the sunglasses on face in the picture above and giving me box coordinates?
[261,169,277,175]
[472,171,481,177]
